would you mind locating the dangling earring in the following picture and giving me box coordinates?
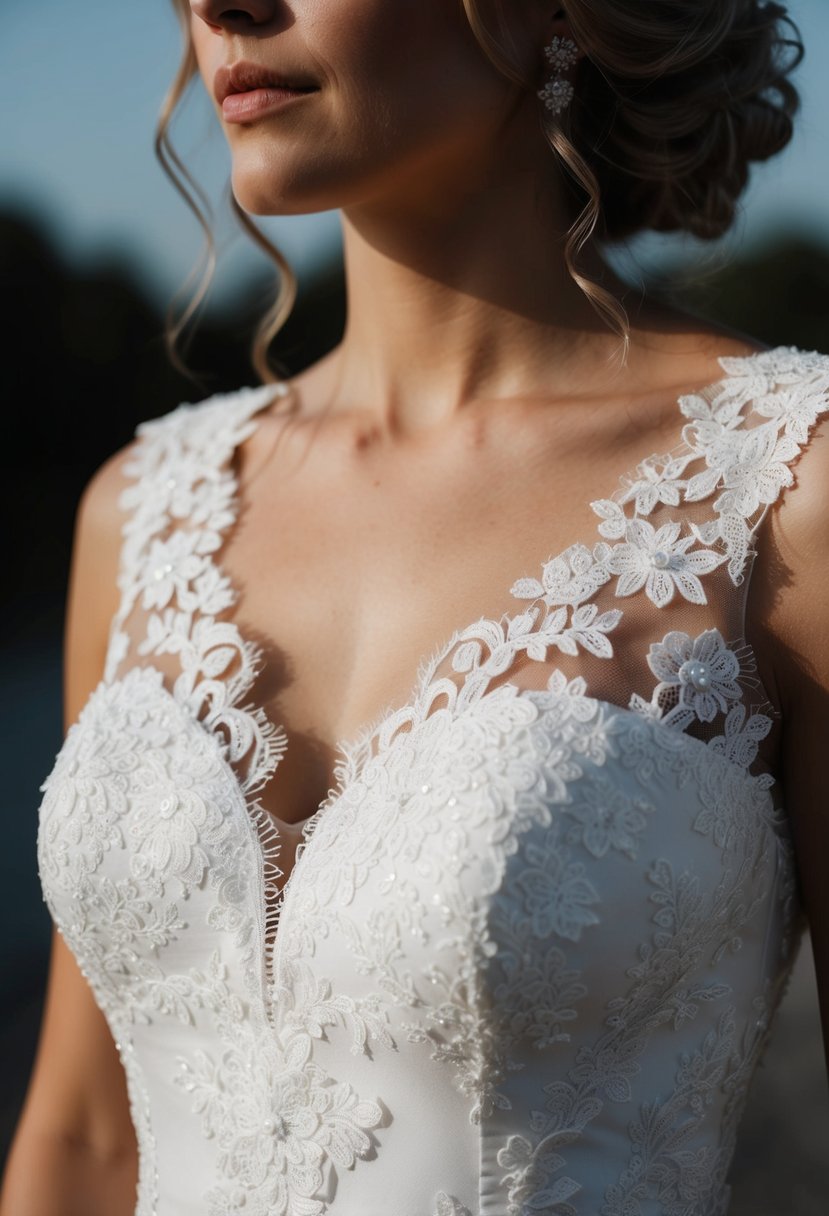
[537,35,579,117]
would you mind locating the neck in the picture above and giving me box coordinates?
[322,133,643,435]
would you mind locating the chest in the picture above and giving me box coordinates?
[219,409,665,823]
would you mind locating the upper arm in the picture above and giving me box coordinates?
[751,414,829,1070]
[14,441,139,1153]
[62,443,134,725]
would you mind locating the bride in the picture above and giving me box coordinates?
[3,3,826,1214]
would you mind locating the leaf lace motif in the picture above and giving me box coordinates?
[104,386,300,1015]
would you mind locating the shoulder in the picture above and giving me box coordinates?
[745,347,829,701]
[74,382,279,570]
[741,347,829,861]
[65,438,138,725]
[75,383,285,578]
[73,437,137,572]
[130,383,284,469]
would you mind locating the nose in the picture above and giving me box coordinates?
[190,2,278,33]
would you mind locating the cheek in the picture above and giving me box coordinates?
[189,17,220,103]
[313,0,496,123]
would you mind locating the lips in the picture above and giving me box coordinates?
[214,61,318,106]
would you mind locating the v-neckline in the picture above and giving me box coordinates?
[116,342,809,1028]
[233,344,776,839]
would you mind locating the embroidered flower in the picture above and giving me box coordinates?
[647,629,742,724]
[563,772,654,860]
[693,754,771,851]
[617,452,693,515]
[717,419,800,517]
[608,519,723,607]
[707,702,774,771]
[128,741,229,896]
[176,1030,383,1216]
[141,531,213,612]
[515,836,600,942]
[753,385,829,443]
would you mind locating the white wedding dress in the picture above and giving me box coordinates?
[37,345,829,1215]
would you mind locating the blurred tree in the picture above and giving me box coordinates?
[0,208,346,642]
[668,235,829,352]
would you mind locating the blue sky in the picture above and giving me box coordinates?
[2,0,827,310]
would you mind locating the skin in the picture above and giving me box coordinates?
[2,3,826,1211]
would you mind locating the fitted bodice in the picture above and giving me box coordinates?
[37,346,829,1215]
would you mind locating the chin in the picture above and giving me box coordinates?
[229,158,323,218]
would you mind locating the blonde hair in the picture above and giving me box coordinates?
[157,0,803,383]
[157,1,296,383]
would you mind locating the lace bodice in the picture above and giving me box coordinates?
[37,346,829,1215]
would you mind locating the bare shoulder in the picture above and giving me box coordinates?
[64,436,140,726]
[752,407,829,716]
[75,437,137,543]
[71,433,142,612]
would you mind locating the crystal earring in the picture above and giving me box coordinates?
[537,35,579,117]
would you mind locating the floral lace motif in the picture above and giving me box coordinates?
[35,347,828,1215]
[507,344,829,755]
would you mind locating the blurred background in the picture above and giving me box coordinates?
[1,0,827,1209]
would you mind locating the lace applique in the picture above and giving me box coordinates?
[433,1193,475,1216]
[561,770,654,860]
[107,385,289,797]
[495,811,785,1216]
[600,995,779,1216]
[680,347,829,582]
[103,386,308,1012]
[645,628,745,726]
[502,346,829,758]
[172,955,384,1216]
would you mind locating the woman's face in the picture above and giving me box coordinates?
[188,1,542,216]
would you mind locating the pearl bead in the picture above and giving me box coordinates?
[650,550,671,570]
[679,659,711,692]
[421,783,431,794]
[447,796,457,808]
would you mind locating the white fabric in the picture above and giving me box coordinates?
[37,346,829,1215]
